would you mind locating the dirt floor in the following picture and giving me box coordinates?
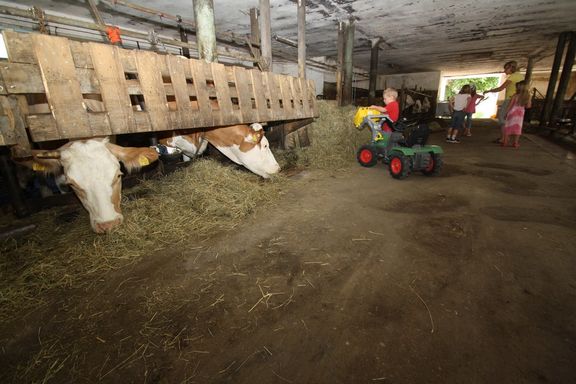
[1,121,576,383]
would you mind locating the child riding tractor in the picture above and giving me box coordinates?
[354,107,443,179]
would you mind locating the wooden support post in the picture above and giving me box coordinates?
[342,19,355,106]
[550,32,576,126]
[297,0,306,79]
[541,32,568,125]
[336,21,345,106]
[525,56,534,85]
[259,0,272,72]
[369,38,381,99]
[193,0,218,62]
[250,8,261,68]
[177,16,190,58]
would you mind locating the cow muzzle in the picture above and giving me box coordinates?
[93,216,123,234]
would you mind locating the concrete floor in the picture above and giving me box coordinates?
[1,121,575,383]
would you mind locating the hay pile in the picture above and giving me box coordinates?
[0,159,284,322]
[281,100,371,169]
[0,100,364,322]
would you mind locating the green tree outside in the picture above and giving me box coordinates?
[445,76,500,100]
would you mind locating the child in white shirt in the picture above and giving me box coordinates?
[447,85,471,143]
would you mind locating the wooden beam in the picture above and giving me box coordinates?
[249,8,261,69]
[541,32,568,125]
[550,32,576,125]
[193,0,218,63]
[259,0,272,72]
[369,38,381,99]
[336,21,345,106]
[297,0,306,79]
[342,19,355,106]
[85,0,109,43]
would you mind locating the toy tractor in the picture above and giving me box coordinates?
[354,107,443,179]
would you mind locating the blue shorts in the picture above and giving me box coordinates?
[451,110,466,130]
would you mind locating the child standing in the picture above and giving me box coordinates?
[502,80,531,148]
[447,85,471,143]
[369,88,399,132]
[463,85,485,137]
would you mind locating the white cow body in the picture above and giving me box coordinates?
[161,123,280,178]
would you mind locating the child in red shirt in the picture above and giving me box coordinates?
[370,88,399,132]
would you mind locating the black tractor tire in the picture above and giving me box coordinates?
[388,152,411,179]
[357,145,378,167]
[421,153,443,176]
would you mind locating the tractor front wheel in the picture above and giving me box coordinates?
[357,145,378,167]
[421,153,443,176]
[389,153,411,179]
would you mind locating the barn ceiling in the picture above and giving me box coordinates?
[3,0,576,75]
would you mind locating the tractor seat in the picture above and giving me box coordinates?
[403,123,430,147]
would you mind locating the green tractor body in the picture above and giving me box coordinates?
[355,110,444,179]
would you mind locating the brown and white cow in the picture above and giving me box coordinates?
[17,138,158,234]
[160,123,280,179]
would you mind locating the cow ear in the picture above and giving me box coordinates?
[244,129,264,144]
[12,150,63,174]
[106,143,159,173]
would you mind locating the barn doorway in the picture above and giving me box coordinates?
[439,74,502,118]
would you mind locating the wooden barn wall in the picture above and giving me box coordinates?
[0,31,318,146]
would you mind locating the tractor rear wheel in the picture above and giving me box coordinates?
[421,153,443,176]
[389,152,411,179]
[357,145,378,167]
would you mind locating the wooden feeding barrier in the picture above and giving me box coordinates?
[0,31,318,153]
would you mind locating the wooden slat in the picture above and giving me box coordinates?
[211,63,236,126]
[299,77,311,117]
[118,49,137,73]
[290,77,304,119]
[87,112,112,136]
[189,59,212,126]
[233,66,257,123]
[134,50,169,132]
[308,79,318,116]
[32,34,92,138]
[69,40,94,69]
[0,63,44,93]
[278,75,294,119]
[89,43,135,134]
[3,31,34,63]
[0,96,29,147]
[0,63,100,94]
[167,55,198,129]
[26,114,59,141]
[249,69,270,121]
[263,72,282,120]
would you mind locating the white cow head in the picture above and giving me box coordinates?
[20,138,158,234]
[205,123,281,178]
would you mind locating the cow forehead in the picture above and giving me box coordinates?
[61,141,119,181]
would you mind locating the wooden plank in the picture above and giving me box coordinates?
[118,49,137,73]
[69,40,94,69]
[211,63,237,126]
[0,63,100,94]
[189,59,212,126]
[0,96,30,147]
[32,34,92,139]
[89,43,136,134]
[166,55,198,129]
[87,112,112,136]
[299,77,311,117]
[249,69,270,121]
[290,77,304,118]
[278,75,294,119]
[3,31,34,63]
[134,50,169,132]
[26,114,60,142]
[233,66,257,123]
[0,63,44,93]
[308,79,318,116]
[262,72,282,120]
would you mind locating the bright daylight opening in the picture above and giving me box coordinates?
[438,73,504,119]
